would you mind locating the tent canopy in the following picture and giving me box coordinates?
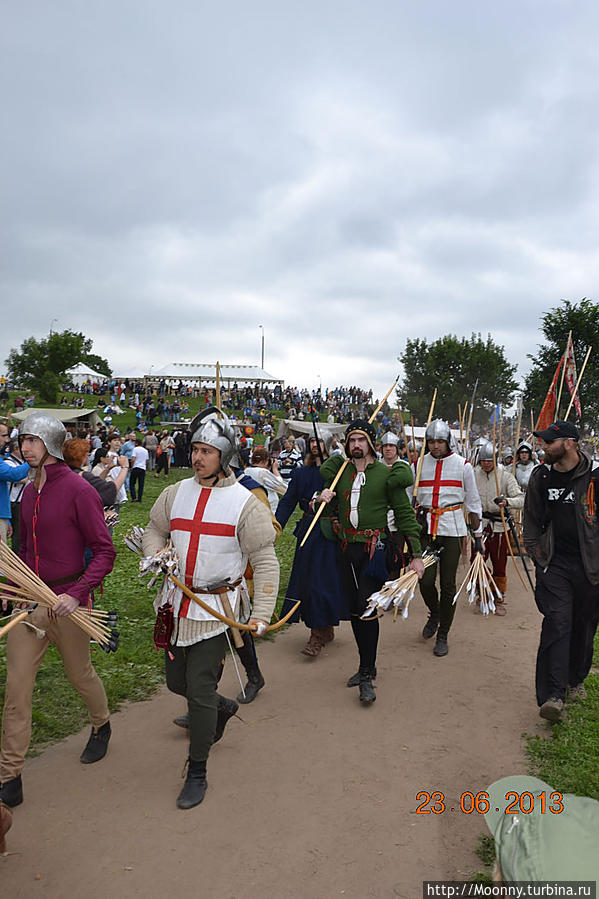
[149,363,282,387]
[11,408,102,429]
[276,419,346,440]
[66,363,107,385]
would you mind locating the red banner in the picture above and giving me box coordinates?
[563,335,581,419]
[536,356,563,431]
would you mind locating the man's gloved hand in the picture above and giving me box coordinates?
[493,495,508,508]
[473,535,484,554]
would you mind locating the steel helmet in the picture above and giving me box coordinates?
[478,441,495,463]
[381,431,401,448]
[425,419,451,443]
[19,411,66,461]
[190,410,236,470]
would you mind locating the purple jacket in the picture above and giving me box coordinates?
[19,462,116,605]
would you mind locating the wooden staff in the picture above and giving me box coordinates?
[512,397,522,476]
[215,361,222,411]
[458,403,463,448]
[397,405,408,454]
[0,609,33,639]
[300,375,400,547]
[491,421,529,593]
[555,331,571,418]
[412,389,438,502]
[564,346,592,421]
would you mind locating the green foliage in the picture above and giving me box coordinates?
[82,353,112,378]
[525,675,599,800]
[397,333,518,423]
[5,330,104,403]
[523,298,598,428]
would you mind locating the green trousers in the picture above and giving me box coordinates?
[165,632,227,762]
[419,535,463,636]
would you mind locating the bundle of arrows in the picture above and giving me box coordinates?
[0,541,118,651]
[361,550,439,620]
[452,550,502,615]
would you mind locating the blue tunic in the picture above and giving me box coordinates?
[275,465,348,627]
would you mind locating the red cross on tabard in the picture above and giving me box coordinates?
[170,488,236,617]
[419,458,463,507]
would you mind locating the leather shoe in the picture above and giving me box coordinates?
[177,759,207,809]
[0,775,22,809]
[347,666,377,687]
[80,721,111,764]
[433,634,449,657]
[422,614,440,640]
[213,696,239,744]
[358,669,376,704]
[237,668,265,704]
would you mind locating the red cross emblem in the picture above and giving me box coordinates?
[419,458,464,536]
[171,488,237,617]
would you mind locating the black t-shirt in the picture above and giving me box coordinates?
[546,466,580,557]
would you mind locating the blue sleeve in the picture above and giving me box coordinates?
[0,459,30,482]
[276,469,301,529]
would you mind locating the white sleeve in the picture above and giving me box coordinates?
[462,462,483,516]
[262,470,287,496]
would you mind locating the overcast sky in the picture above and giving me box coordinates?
[2,1,598,403]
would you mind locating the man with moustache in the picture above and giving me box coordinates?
[318,421,424,703]
[410,419,483,658]
[524,421,599,723]
[143,410,279,808]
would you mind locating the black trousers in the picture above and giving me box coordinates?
[337,542,382,671]
[534,554,599,705]
[165,633,228,761]
[130,468,146,501]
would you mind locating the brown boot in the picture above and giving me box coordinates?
[321,626,335,644]
[493,576,507,616]
[301,629,325,657]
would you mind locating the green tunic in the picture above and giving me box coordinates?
[320,456,422,555]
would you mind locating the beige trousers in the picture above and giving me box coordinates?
[0,607,109,780]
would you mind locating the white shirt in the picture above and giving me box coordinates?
[131,446,149,470]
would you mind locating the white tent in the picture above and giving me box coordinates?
[11,407,103,429]
[149,363,282,388]
[66,363,107,386]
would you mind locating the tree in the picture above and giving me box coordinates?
[523,298,598,429]
[397,333,518,424]
[6,330,110,403]
[82,353,112,379]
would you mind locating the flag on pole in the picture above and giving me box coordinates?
[535,356,564,430]
[563,334,582,419]
[489,403,501,425]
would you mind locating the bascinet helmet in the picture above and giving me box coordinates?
[425,419,451,444]
[478,441,495,463]
[345,419,377,455]
[516,440,532,458]
[381,431,401,448]
[190,408,236,470]
[19,411,66,461]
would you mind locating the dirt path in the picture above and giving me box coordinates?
[3,566,545,899]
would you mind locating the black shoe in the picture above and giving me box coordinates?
[433,633,449,657]
[347,666,377,688]
[237,668,265,704]
[80,721,111,764]
[358,669,376,704]
[177,759,207,809]
[0,775,23,808]
[173,713,190,729]
[213,696,239,744]
[422,614,440,640]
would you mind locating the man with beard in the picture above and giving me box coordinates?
[523,421,599,723]
[276,432,347,658]
[318,421,424,703]
[410,420,483,657]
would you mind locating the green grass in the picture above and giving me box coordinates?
[0,467,299,752]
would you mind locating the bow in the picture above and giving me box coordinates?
[492,421,530,593]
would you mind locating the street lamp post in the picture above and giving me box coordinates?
[259,325,264,370]
[49,318,58,335]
